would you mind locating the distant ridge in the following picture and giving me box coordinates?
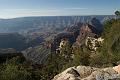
[0,15,115,33]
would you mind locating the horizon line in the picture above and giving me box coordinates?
[0,14,115,19]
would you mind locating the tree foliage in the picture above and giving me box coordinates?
[115,11,120,16]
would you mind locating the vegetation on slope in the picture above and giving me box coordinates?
[90,11,120,67]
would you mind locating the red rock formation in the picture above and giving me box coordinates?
[76,24,97,46]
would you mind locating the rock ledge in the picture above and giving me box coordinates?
[53,66,120,80]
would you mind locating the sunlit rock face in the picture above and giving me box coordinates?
[113,65,120,74]
[76,23,98,46]
[53,66,120,80]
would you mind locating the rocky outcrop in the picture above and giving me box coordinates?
[53,66,120,80]
[75,24,98,46]
[113,65,120,74]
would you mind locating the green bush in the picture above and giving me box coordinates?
[0,56,31,80]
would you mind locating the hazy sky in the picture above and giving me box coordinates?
[0,0,119,18]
